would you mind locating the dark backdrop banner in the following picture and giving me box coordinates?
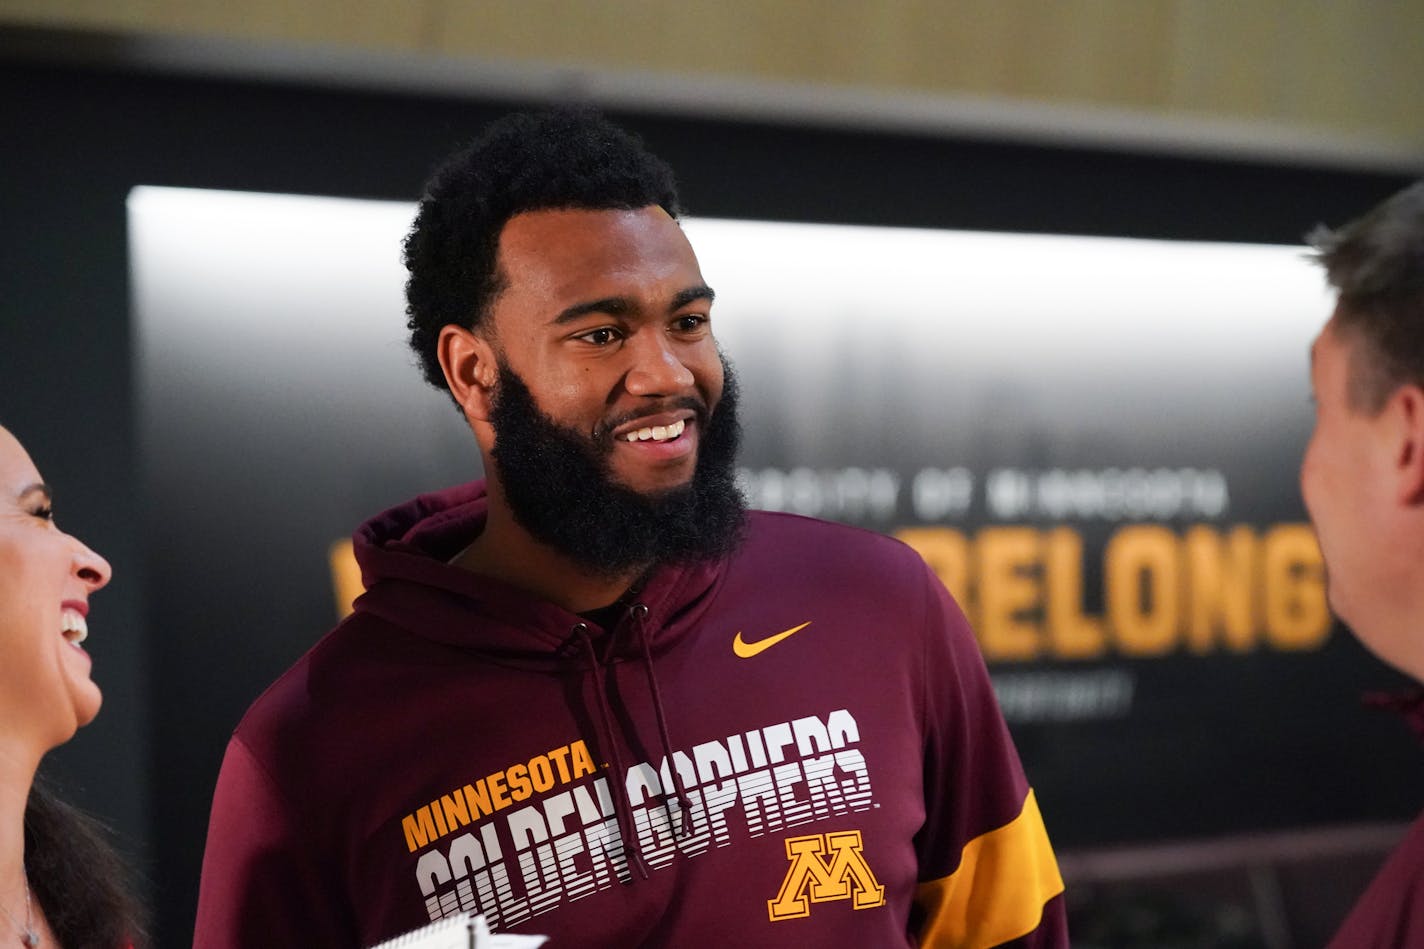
[131,186,1417,860]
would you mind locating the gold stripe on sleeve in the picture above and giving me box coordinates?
[914,789,1064,949]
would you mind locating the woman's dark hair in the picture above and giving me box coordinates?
[24,777,146,948]
[403,108,682,393]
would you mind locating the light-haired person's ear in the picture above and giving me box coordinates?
[1392,383,1424,506]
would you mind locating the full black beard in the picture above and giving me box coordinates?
[488,355,747,577]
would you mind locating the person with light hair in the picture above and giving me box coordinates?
[1300,181,1424,945]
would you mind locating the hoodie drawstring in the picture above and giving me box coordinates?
[571,623,650,882]
[629,604,692,837]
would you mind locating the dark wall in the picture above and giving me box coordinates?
[1,57,1417,948]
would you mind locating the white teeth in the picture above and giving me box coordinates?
[621,419,687,443]
[60,609,88,646]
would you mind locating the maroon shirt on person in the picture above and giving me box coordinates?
[1328,809,1424,945]
[194,481,1065,948]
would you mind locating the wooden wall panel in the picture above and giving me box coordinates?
[1167,0,1421,140]
[1,0,1421,145]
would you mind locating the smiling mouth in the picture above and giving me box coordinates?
[620,419,688,443]
[61,608,88,647]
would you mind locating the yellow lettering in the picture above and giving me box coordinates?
[1184,525,1256,653]
[547,744,573,783]
[770,836,825,921]
[823,831,886,909]
[976,527,1041,661]
[463,781,492,821]
[440,791,469,834]
[401,806,439,853]
[768,830,886,922]
[571,740,597,778]
[1045,528,1104,660]
[1263,525,1329,649]
[406,740,599,847]
[486,771,510,811]
[529,755,555,793]
[901,521,1328,662]
[1107,525,1179,656]
[506,764,532,802]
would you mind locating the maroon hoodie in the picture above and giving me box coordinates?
[194,481,1066,948]
[1327,691,1424,947]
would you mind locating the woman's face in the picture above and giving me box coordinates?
[0,426,112,750]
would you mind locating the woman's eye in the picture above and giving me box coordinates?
[32,504,54,522]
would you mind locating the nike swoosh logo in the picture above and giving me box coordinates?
[733,621,812,658]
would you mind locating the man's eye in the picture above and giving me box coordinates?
[674,315,708,332]
[579,328,620,346]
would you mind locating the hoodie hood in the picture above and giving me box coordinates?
[350,480,725,667]
[351,479,727,878]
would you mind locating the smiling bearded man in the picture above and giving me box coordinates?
[194,109,1067,949]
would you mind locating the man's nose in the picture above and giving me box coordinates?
[624,333,696,396]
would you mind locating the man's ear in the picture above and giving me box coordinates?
[438,324,499,422]
[1393,383,1424,506]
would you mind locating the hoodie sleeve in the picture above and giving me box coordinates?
[194,735,358,949]
[909,560,1068,948]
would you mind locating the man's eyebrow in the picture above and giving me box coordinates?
[551,286,716,325]
[551,297,632,325]
[670,286,715,311]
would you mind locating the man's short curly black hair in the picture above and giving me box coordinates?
[403,109,682,391]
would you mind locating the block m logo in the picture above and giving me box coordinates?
[768,830,886,921]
